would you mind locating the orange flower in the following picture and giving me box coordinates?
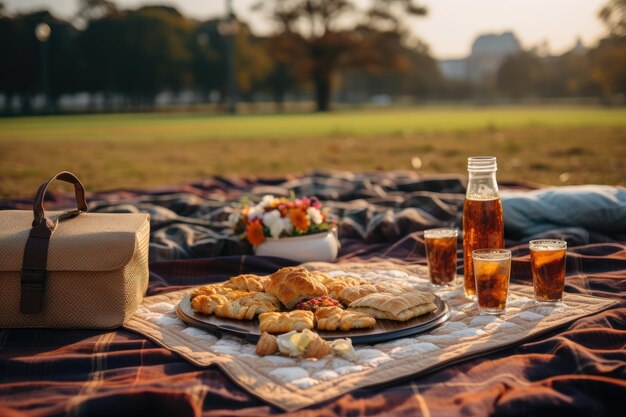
[246,220,266,246]
[289,208,310,233]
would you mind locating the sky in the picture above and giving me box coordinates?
[4,0,608,58]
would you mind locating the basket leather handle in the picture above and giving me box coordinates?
[20,171,89,314]
[32,171,88,228]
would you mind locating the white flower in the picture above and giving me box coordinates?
[262,210,281,228]
[269,220,284,238]
[261,195,275,207]
[247,204,264,220]
[307,207,323,225]
[282,217,294,234]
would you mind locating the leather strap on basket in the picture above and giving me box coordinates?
[20,171,88,314]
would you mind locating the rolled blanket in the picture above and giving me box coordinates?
[501,185,626,245]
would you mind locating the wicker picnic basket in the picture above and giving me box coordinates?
[0,172,150,329]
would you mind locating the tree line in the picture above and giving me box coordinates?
[0,0,624,115]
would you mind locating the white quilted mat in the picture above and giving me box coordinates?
[124,262,618,411]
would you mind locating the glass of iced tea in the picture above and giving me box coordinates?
[424,228,458,286]
[472,249,511,315]
[529,239,567,303]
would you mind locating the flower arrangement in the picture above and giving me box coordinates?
[229,195,335,246]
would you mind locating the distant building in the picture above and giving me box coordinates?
[438,31,522,81]
[571,37,586,55]
[438,59,467,81]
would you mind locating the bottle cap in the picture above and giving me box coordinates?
[467,156,497,172]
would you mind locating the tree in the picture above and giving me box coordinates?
[191,19,273,106]
[590,0,626,100]
[77,0,118,21]
[599,0,626,37]
[590,36,626,99]
[253,0,428,111]
[338,41,441,100]
[496,52,545,98]
[80,6,194,107]
[0,10,81,113]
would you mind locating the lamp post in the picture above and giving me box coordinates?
[35,23,51,113]
[218,0,238,114]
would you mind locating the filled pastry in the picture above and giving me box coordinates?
[264,267,328,309]
[348,291,437,321]
[258,310,315,333]
[223,274,267,293]
[191,283,232,298]
[339,282,414,305]
[315,306,376,331]
[293,295,341,312]
[213,292,280,320]
[191,293,231,315]
[320,275,367,299]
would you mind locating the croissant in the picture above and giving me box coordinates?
[223,274,267,293]
[303,334,332,359]
[256,332,279,356]
[258,310,315,333]
[315,306,376,331]
[265,267,327,309]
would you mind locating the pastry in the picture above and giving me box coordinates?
[315,306,376,331]
[223,274,266,292]
[258,310,315,333]
[265,267,328,309]
[321,275,367,299]
[256,332,279,356]
[214,292,280,320]
[294,295,341,312]
[348,291,437,321]
[303,334,332,359]
[338,284,379,305]
[338,282,413,305]
[190,283,249,315]
[308,271,333,285]
[191,283,231,298]
[190,293,231,315]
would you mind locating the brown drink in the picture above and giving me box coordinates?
[463,197,504,297]
[424,228,458,285]
[472,249,511,315]
[530,239,567,302]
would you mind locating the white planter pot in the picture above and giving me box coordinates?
[254,229,339,263]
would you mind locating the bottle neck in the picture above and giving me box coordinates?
[466,170,499,199]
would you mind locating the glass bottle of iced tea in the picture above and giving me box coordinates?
[462,156,504,299]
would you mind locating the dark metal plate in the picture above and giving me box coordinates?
[176,294,449,344]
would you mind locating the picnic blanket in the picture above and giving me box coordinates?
[0,171,624,416]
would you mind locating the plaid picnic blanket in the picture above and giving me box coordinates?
[1,171,624,416]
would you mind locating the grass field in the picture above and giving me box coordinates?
[1,106,625,197]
